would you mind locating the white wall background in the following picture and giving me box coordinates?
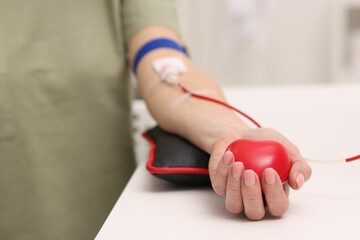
[176,0,360,85]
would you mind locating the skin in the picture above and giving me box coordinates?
[128,25,312,220]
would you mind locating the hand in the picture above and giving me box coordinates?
[209,127,312,220]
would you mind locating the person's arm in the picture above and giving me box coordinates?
[128,26,247,153]
[128,25,312,220]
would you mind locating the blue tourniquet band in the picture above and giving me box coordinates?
[132,38,188,74]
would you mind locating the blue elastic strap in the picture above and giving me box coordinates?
[132,38,188,74]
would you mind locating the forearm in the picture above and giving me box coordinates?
[129,26,250,153]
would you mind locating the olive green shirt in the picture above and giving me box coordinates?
[0,1,179,239]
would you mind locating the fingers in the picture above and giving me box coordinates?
[211,151,234,196]
[241,170,266,220]
[225,162,244,213]
[213,152,267,219]
[225,168,290,220]
[208,128,309,220]
[282,139,312,190]
[288,159,312,190]
[262,168,289,217]
[283,183,290,197]
[213,157,289,219]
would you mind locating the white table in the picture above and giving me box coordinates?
[96,83,360,240]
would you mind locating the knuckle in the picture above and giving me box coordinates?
[266,188,284,201]
[242,190,258,202]
[283,184,290,197]
[212,182,225,196]
[209,169,219,185]
[269,202,289,217]
[288,144,300,155]
[218,166,230,178]
[246,210,265,221]
[225,199,243,214]
[305,164,312,180]
[263,185,289,217]
[210,172,228,196]
[209,168,217,180]
[227,181,240,193]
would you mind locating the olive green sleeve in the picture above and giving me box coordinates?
[122,0,181,46]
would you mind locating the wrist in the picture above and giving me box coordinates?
[204,118,252,153]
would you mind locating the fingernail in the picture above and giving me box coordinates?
[231,163,243,179]
[296,173,305,189]
[264,168,276,185]
[244,170,256,187]
[222,151,233,166]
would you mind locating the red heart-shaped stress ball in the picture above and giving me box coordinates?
[226,139,292,183]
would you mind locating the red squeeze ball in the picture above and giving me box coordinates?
[226,139,292,183]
